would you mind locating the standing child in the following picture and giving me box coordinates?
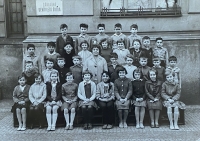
[130,39,143,67]
[152,58,165,82]
[78,40,92,65]
[161,71,185,130]
[13,74,30,131]
[61,72,78,130]
[114,67,132,128]
[142,36,153,67]
[70,55,83,84]
[153,37,169,68]
[56,57,69,85]
[138,56,151,81]
[95,23,110,45]
[145,69,162,128]
[99,38,112,62]
[45,71,62,131]
[123,54,137,80]
[131,69,146,129]
[78,69,98,130]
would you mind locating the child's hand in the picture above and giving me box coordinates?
[140,98,143,101]
[149,100,154,103]
[168,99,174,103]
[33,101,39,106]
[120,98,125,104]
[136,98,139,102]
[104,93,109,98]
[52,101,56,105]
[154,98,158,102]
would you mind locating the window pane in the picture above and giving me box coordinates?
[17,23,22,32]
[12,23,17,32]
[128,0,152,9]
[17,3,21,12]
[12,13,17,22]
[17,13,21,22]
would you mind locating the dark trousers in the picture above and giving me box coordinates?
[81,106,94,124]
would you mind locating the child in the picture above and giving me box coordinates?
[78,69,98,130]
[165,56,181,87]
[99,38,112,62]
[56,24,75,55]
[130,39,143,67]
[61,72,78,130]
[42,58,59,83]
[13,74,30,131]
[76,23,91,53]
[23,44,39,72]
[161,71,185,130]
[56,57,69,85]
[70,55,83,84]
[110,23,128,48]
[22,61,38,85]
[123,54,137,80]
[145,68,162,128]
[41,42,61,71]
[131,69,146,129]
[114,67,132,128]
[29,73,47,129]
[94,23,110,45]
[96,71,115,129]
[152,58,165,82]
[138,56,151,81]
[78,40,92,64]
[127,24,142,49]
[108,52,123,83]
[63,41,76,69]
[113,39,130,65]
[142,36,153,67]
[153,37,169,68]
[45,71,62,131]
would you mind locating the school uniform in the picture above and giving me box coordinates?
[70,64,83,84]
[108,63,122,83]
[113,48,130,65]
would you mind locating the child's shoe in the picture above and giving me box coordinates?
[119,122,123,128]
[69,125,73,130]
[170,124,174,130]
[51,126,55,131]
[102,124,107,129]
[136,124,140,129]
[17,126,21,131]
[174,124,179,130]
[139,123,144,129]
[123,122,128,128]
[65,125,70,130]
[107,124,113,129]
[83,123,87,130]
[87,123,92,130]
[47,126,51,131]
[21,127,26,131]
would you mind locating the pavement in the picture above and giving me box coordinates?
[0,99,200,141]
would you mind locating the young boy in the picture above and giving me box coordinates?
[23,44,39,72]
[130,39,143,67]
[94,23,110,45]
[127,24,142,49]
[78,40,92,65]
[56,24,75,55]
[63,41,76,69]
[75,23,91,53]
[138,56,151,81]
[99,38,112,62]
[152,58,165,82]
[142,36,153,67]
[113,39,130,65]
[56,57,69,85]
[153,37,169,68]
[123,54,137,80]
[110,23,128,49]
[70,55,83,84]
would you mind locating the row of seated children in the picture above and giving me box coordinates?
[13,58,185,131]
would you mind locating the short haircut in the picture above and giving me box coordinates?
[156,37,163,42]
[72,55,82,60]
[91,44,101,54]
[45,58,54,63]
[142,36,150,40]
[82,69,93,78]
[18,73,26,80]
[27,44,35,50]
[132,39,142,47]
[140,51,148,59]
[114,23,122,29]
[152,58,161,62]
[64,41,73,47]
[80,23,88,28]
[25,61,33,65]
[99,38,108,46]
[101,71,111,85]
[50,70,58,77]
[168,56,177,62]
[47,41,55,47]
[125,54,134,60]
[117,38,125,45]
[34,73,44,81]
[139,56,148,60]
[57,57,65,61]
[147,68,158,80]
[66,72,74,78]
[117,66,127,75]
[133,68,143,79]
[109,52,118,59]
[97,23,105,29]
[60,24,68,29]
[80,40,89,48]
[130,24,138,30]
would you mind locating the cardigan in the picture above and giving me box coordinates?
[145,80,162,100]
[131,80,146,100]
[13,85,30,103]
[96,82,115,100]
[78,81,96,101]
[46,82,62,102]
[108,63,122,83]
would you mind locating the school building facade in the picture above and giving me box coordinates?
[0,0,199,104]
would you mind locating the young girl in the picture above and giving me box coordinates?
[99,38,112,62]
[131,69,146,129]
[161,71,185,130]
[61,72,78,130]
[130,39,143,67]
[96,71,115,129]
[114,67,132,128]
[78,69,98,130]
[145,68,162,128]
[78,40,92,65]
[45,70,62,131]
[29,73,47,129]
[13,74,30,131]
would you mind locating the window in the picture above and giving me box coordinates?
[100,0,181,17]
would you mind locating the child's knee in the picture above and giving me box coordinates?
[16,108,20,113]
[71,108,76,113]
[21,108,26,113]
[46,106,52,114]
[52,106,59,114]
[174,107,179,113]
[64,109,69,114]
[167,107,172,113]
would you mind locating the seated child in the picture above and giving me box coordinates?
[131,68,146,129]
[78,69,98,130]
[78,40,92,65]
[45,71,62,131]
[153,37,169,68]
[138,56,151,81]
[145,68,162,128]
[94,23,110,45]
[130,39,143,67]
[28,73,47,129]
[70,55,83,84]
[114,67,132,128]
[152,58,165,82]
[13,74,30,131]
[96,71,115,129]
[142,36,153,67]
[161,71,185,130]
[61,72,78,130]
[123,54,137,80]
[56,57,69,85]
[99,38,112,62]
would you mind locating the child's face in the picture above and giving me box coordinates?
[25,63,33,71]
[118,70,126,78]
[149,71,156,81]
[27,47,35,55]
[101,41,108,49]
[83,74,91,82]
[60,27,67,36]
[153,60,161,67]
[112,42,118,50]
[46,60,54,69]
[166,74,174,83]
[114,27,122,35]
[130,28,138,34]
[98,27,105,34]
[118,42,125,50]
[66,75,74,83]
[110,58,117,65]
[134,72,141,80]
[57,60,65,68]
[81,43,88,51]
[102,73,110,83]
[139,58,148,66]
[169,60,177,67]
[133,41,141,50]
[35,76,42,84]
[50,73,58,82]
[156,40,163,48]
[92,47,99,56]
[64,44,73,53]
[126,57,133,66]
[143,39,150,48]
[73,58,81,65]
[80,27,88,35]
[18,77,26,86]
[47,46,55,53]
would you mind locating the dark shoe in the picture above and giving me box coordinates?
[155,124,159,128]
[83,124,87,130]
[87,123,92,130]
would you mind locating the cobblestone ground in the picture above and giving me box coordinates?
[0,100,200,141]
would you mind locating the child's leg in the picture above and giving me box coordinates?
[107,101,114,126]
[21,108,27,128]
[174,106,179,130]
[16,108,22,130]
[46,106,52,130]
[118,109,123,128]
[51,105,59,130]
[139,107,145,128]
[98,101,107,125]
[87,106,94,129]
[123,109,129,128]
[149,109,155,127]
[155,110,160,127]
[64,108,69,128]
[135,106,140,128]
[81,106,88,124]
[70,108,76,128]
[167,107,174,129]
